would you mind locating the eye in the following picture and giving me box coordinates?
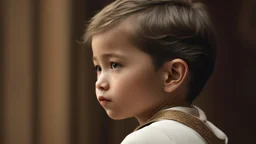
[110,62,121,69]
[94,65,102,72]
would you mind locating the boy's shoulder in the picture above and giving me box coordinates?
[121,106,229,144]
[121,119,207,144]
[121,123,175,144]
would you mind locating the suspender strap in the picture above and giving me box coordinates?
[134,110,225,144]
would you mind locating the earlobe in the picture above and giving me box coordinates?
[163,59,188,93]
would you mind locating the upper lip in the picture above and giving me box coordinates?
[98,96,111,102]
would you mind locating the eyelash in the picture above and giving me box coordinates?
[94,62,121,72]
[94,65,102,72]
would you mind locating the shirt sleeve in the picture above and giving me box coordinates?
[121,126,175,144]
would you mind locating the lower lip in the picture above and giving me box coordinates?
[99,100,111,105]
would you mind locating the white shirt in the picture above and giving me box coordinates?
[121,105,228,144]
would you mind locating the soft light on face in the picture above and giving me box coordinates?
[92,21,166,120]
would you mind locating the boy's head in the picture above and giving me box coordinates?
[84,0,216,120]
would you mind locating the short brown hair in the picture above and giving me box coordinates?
[84,0,216,102]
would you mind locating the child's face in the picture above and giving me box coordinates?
[92,21,166,120]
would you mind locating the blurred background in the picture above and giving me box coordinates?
[0,0,255,144]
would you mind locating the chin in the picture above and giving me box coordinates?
[106,110,129,120]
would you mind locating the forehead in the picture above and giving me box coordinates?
[91,19,137,57]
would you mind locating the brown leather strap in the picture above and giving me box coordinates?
[134,110,225,144]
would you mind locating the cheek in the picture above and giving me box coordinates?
[108,66,163,118]
[113,68,160,101]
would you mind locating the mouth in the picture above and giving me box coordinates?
[98,96,111,105]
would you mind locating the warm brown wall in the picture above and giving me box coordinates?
[2,0,34,143]
[200,0,256,143]
[0,0,4,143]
[2,0,72,144]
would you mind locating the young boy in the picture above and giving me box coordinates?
[84,0,228,143]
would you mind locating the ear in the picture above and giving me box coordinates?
[162,58,189,93]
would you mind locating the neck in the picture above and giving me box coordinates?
[135,97,190,125]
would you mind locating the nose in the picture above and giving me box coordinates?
[95,74,109,91]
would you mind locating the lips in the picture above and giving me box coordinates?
[98,96,111,106]
[98,96,111,102]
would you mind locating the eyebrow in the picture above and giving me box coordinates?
[93,53,125,61]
